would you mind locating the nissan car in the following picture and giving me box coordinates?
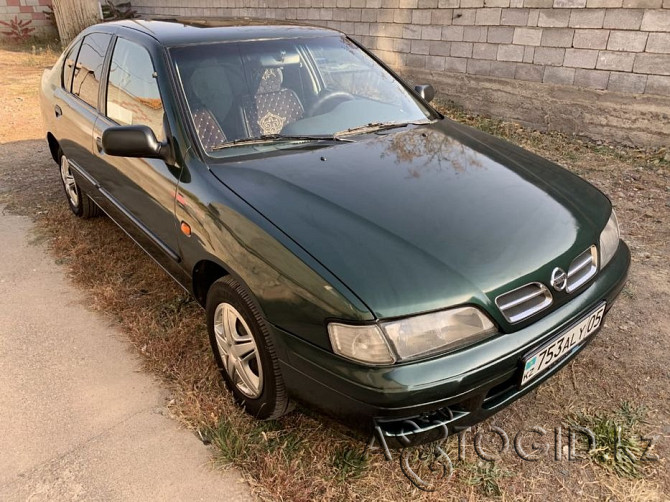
[40,19,630,447]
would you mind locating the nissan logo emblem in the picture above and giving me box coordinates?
[550,267,567,292]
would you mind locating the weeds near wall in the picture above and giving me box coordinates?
[0,16,35,43]
[101,1,137,21]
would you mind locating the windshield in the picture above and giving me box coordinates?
[170,35,433,157]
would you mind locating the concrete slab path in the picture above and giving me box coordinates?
[0,209,254,501]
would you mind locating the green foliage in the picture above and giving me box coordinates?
[207,420,246,464]
[204,417,307,469]
[101,1,137,21]
[332,446,369,481]
[461,461,511,497]
[567,402,648,478]
[0,16,35,43]
[44,4,57,28]
[619,400,647,429]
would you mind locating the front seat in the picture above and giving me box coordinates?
[188,65,234,150]
[242,67,304,137]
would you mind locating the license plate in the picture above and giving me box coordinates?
[521,302,606,386]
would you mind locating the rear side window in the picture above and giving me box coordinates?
[62,39,82,92]
[71,33,112,109]
[106,38,165,141]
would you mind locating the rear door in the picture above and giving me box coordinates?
[54,32,111,175]
[91,36,182,270]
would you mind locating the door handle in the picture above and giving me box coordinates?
[95,136,103,152]
[54,105,62,118]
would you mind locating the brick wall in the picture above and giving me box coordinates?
[0,0,55,37]
[134,1,670,146]
[134,1,670,97]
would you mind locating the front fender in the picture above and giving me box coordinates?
[175,160,373,350]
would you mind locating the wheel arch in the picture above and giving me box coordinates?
[192,258,272,325]
[192,259,229,307]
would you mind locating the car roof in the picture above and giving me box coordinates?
[102,18,342,46]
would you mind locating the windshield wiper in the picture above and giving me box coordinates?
[211,134,352,151]
[334,120,433,138]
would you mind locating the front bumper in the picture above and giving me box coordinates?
[273,242,630,446]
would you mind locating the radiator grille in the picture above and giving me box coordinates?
[495,282,553,324]
[566,245,598,293]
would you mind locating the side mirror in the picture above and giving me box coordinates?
[414,84,435,103]
[102,125,169,160]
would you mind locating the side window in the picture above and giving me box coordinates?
[62,39,82,92]
[71,33,112,109]
[107,38,165,141]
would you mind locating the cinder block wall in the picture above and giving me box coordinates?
[0,0,55,36]
[134,1,670,147]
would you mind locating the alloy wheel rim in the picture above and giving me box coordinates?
[214,302,263,398]
[60,155,79,207]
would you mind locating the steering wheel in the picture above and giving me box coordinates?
[309,90,355,116]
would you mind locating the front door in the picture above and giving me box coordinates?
[91,37,182,271]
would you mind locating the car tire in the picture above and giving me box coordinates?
[206,275,292,420]
[58,150,100,219]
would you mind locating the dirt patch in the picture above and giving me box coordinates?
[0,43,58,143]
[1,45,669,501]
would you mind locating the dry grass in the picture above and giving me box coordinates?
[1,45,669,501]
[460,461,512,498]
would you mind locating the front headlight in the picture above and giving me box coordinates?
[328,306,496,365]
[599,210,620,269]
[328,323,396,365]
[382,306,496,361]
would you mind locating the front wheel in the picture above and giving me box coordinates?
[206,276,292,419]
[59,151,100,218]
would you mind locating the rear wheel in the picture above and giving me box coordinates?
[58,151,100,218]
[206,276,292,419]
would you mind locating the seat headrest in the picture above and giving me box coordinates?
[189,64,233,119]
[256,67,283,94]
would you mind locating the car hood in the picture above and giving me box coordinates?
[210,119,611,326]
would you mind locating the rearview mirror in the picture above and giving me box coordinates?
[102,125,169,160]
[414,84,435,103]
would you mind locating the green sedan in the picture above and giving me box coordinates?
[40,19,629,448]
